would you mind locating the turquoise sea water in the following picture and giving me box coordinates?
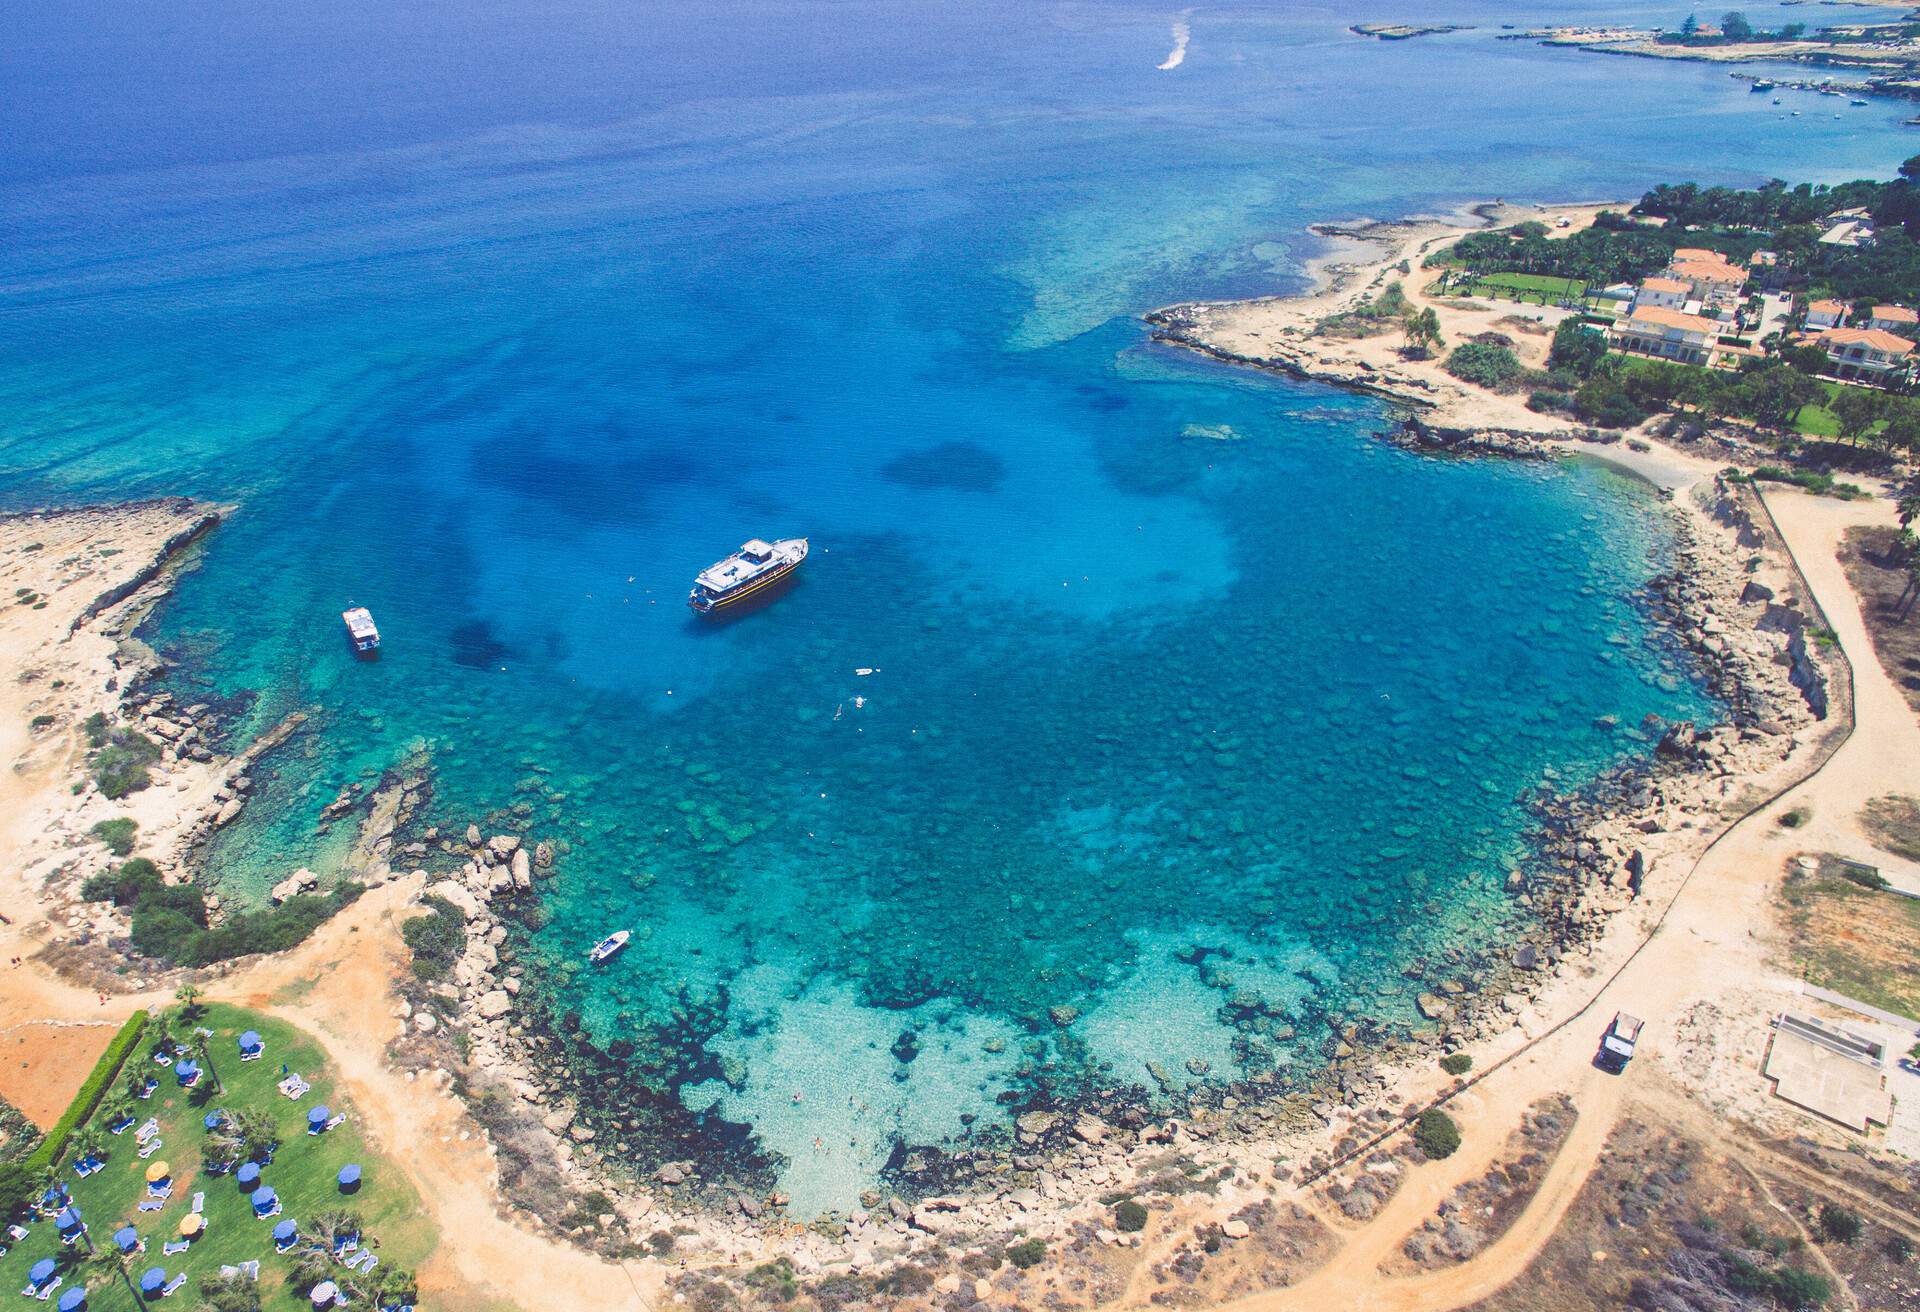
[2,0,1912,1211]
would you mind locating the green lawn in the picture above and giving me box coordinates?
[1792,380,1888,440]
[1444,271,1589,306]
[0,1004,433,1310]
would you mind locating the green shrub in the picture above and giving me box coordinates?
[1439,1052,1473,1076]
[1114,1199,1149,1232]
[1548,318,1607,378]
[22,1011,146,1176]
[1886,1233,1913,1263]
[82,712,108,748]
[165,887,363,967]
[29,714,55,730]
[0,1159,37,1218]
[1777,807,1810,830]
[89,817,138,856]
[1839,864,1890,892]
[80,856,163,905]
[1573,375,1650,429]
[99,868,361,967]
[743,1259,798,1303]
[91,727,161,799]
[403,896,469,980]
[1413,1108,1461,1160]
[1818,1203,1862,1245]
[1006,1237,1046,1269]
[1443,342,1523,390]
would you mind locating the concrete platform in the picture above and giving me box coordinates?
[1763,1013,1893,1133]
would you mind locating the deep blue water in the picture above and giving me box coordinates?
[2,0,1912,1211]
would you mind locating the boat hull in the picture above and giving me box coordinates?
[689,556,803,614]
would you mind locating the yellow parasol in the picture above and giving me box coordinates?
[178,1214,203,1238]
[145,1161,170,1183]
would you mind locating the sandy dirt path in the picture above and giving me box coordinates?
[221,876,665,1312]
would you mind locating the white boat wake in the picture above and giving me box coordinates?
[1158,10,1192,69]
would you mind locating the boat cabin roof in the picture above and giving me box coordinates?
[341,608,378,637]
[694,538,802,592]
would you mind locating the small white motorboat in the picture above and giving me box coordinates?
[587,930,631,963]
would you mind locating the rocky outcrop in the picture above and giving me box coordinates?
[68,499,226,635]
[1381,415,1558,460]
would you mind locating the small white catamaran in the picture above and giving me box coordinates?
[587,929,631,964]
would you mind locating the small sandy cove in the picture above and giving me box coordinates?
[2,269,1916,1312]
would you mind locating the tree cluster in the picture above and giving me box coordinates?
[78,858,362,967]
[1660,11,1805,45]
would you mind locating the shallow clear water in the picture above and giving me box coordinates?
[2,0,1910,1211]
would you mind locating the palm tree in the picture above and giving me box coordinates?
[85,1243,138,1307]
[68,1129,104,1171]
[311,1207,361,1247]
[191,1030,224,1094]
[172,983,202,1019]
[375,1266,418,1306]
[288,1251,334,1297]
[228,1107,277,1162]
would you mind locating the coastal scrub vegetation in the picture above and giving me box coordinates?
[1439,1052,1473,1076]
[1860,794,1920,861]
[402,894,468,979]
[1114,1198,1149,1232]
[1005,1237,1047,1268]
[1413,1108,1461,1160]
[84,710,161,799]
[89,815,137,855]
[1780,859,1920,1020]
[78,858,362,967]
[1318,280,1410,338]
[1818,1204,1863,1246]
[1443,342,1523,390]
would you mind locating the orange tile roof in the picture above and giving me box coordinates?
[1808,299,1846,315]
[1623,306,1720,336]
[1871,304,1918,323]
[1818,327,1915,355]
[1672,257,1744,282]
[1639,277,1690,295]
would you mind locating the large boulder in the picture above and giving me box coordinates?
[423,880,483,921]
[476,989,513,1020]
[268,868,319,905]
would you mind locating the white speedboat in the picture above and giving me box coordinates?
[588,930,631,963]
